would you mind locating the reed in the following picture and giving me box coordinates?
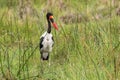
[0,0,120,80]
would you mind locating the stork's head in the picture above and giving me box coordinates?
[46,12,58,30]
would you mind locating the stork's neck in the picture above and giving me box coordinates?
[47,19,51,33]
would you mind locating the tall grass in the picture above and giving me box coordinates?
[0,0,120,80]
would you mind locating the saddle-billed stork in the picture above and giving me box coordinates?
[39,12,58,60]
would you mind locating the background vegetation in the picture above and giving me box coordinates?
[0,0,120,80]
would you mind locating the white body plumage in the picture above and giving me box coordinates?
[40,32,54,60]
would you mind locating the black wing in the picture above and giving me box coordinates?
[52,36,54,47]
[39,37,44,49]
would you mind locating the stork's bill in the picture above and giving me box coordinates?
[49,16,58,30]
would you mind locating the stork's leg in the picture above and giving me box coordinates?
[48,57,51,67]
[40,57,44,74]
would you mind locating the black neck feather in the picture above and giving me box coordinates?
[47,19,51,33]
